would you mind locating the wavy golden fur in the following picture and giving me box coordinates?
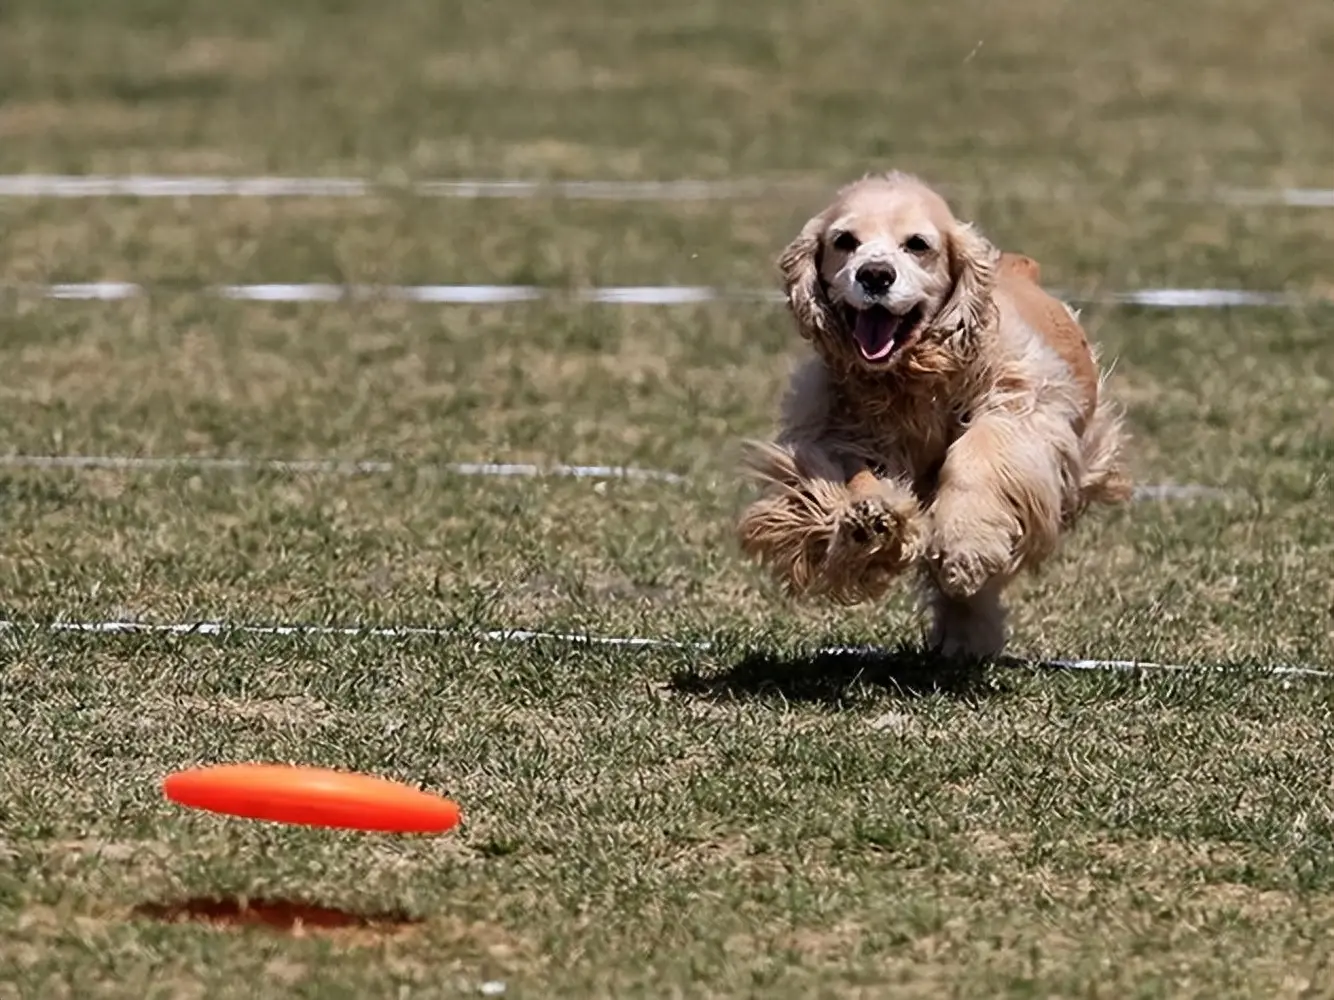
[737,172,1132,659]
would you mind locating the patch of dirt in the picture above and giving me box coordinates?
[723,919,867,963]
[170,693,341,727]
[83,693,342,731]
[0,100,152,139]
[131,896,421,945]
[47,838,173,864]
[164,37,278,79]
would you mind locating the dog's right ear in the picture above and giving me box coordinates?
[777,212,833,340]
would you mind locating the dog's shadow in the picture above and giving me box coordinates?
[669,644,1015,706]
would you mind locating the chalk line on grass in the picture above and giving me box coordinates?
[1129,483,1237,501]
[8,282,1325,309]
[0,617,699,650]
[1103,288,1301,308]
[0,454,687,483]
[1216,187,1334,209]
[0,174,776,201]
[1,174,1332,208]
[0,617,1324,679]
[0,453,1238,503]
[217,283,732,305]
[1044,657,1332,680]
[43,282,144,301]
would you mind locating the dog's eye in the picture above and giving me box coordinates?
[904,235,932,253]
[832,231,860,253]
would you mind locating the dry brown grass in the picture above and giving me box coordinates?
[1,0,1332,996]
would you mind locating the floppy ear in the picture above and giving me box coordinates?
[935,220,1001,336]
[777,212,835,340]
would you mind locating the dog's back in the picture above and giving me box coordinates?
[997,252,1099,433]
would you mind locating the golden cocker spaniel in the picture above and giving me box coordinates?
[737,171,1131,660]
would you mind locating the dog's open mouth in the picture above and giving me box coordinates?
[845,304,924,363]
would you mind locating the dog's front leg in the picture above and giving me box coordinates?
[927,405,1078,596]
[834,464,926,568]
[736,440,924,603]
[923,406,1079,657]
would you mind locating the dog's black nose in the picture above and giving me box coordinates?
[856,264,896,296]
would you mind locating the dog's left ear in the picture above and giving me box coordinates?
[935,220,1001,336]
[778,211,834,340]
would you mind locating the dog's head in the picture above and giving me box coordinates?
[778,172,1000,372]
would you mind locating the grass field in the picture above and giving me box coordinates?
[2,0,1333,996]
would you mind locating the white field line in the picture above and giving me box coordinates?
[10,282,1321,309]
[0,618,687,649]
[0,453,1234,503]
[0,174,1332,208]
[0,454,686,483]
[0,175,776,201]
[1038,657,1326,679]
[0,617,1325,679]
[1129,483,1236,501]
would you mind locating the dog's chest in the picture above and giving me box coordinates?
[830,385,962,480]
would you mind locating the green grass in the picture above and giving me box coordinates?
[2,0,1334,996]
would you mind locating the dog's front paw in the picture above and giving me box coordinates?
[738,472,925,605]
[929,545,1003,600]
[926,520,1015,600]
[835,492,924,566]
[815,484,926,605]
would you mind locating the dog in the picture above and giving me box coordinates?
[737,171,1131,660]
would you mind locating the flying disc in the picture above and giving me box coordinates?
[163,764,461,834]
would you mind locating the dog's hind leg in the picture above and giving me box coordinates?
[922,572,1010,661]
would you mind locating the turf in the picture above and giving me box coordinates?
[1,0,1333,997]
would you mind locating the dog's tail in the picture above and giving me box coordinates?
[738,438,852,493]
[738,439,805,491]
[1078,396,1133,507]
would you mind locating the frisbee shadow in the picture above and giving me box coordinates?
[669,644,1011,705]
[132,896,421,937]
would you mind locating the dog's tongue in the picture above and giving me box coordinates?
[853,307,901,361]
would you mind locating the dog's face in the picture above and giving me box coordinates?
[779,173,999,372]
[818,180,957,365]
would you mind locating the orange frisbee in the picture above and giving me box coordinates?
[163,764,461,834]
